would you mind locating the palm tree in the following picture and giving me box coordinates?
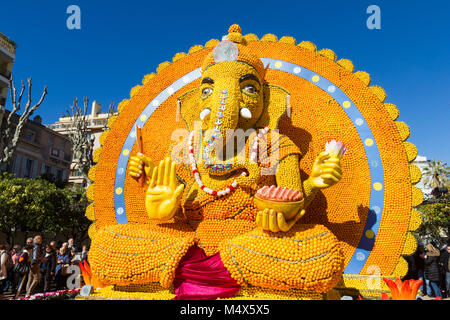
[422,159,449,189]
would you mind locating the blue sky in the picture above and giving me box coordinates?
[1,0,449,162]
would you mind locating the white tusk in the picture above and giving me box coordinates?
[240,107,252,119]
[200,108,211,120]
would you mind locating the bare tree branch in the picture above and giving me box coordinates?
[0,77,48,171]
[65,97,94,186]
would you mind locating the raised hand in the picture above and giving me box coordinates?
[309,152,343,189]
[128,152,154,182]
[145,157,185,221]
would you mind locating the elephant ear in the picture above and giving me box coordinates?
[256,84,290,129]
[178,88,201,131]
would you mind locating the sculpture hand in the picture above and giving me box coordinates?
[309,152,342,189]
[145,157,184,220]
[128,152,154,181]
[256,208,305,232]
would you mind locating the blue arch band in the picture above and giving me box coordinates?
[113,58,385,275]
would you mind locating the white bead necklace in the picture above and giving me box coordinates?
[188,125,269,197]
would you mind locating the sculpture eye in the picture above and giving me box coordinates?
[201,87,213,98]
[243,84,257,94]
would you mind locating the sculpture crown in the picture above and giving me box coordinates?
[201,24,266,78]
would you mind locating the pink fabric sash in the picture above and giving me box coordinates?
[173,245,241,300]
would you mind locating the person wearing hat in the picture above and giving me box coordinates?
[424,242,442,298]
[439,239,450,297]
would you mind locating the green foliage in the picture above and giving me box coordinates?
[422,159,449,189]
[415,192,450,245]
[0,173,90,243]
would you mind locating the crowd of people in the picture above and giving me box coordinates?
[403,240,450,299]
[2,235,450,300]
[0,235,89,298]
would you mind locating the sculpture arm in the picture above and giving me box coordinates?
[275,154,318,208]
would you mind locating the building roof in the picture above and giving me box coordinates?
[0,32,16,56]
[1,109,72,142]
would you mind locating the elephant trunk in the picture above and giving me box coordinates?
[201,88,243,173]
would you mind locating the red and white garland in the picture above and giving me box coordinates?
[188,126,269,197]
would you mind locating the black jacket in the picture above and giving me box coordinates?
[440,249,450,273]
[40,250,56,275]
[424,255,441,282]
[403,254,418,280]
[30,243,43,266]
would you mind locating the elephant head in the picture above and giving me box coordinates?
[178,25,289,187]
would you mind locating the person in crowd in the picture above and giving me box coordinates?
[403,253,418,280]
[23,238,33,251]
[81,245,89,263]
[424,242,442,298]
[70,248,81,266]
[39,243,56,293]
[68,238,75,250]
[67,239,76,260]
[55,247,71,290]
[50,241,57,252]
[439,239,450,298]
[0,244,8,295]
[25,235,43,297]
[3,244,16,292]
[10,243,22,293]
[11,245,22,264]
[14,244,33,296]
[415,243,426,295]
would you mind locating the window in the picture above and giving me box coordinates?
[51,148,60,157]
[26,131,36,142]
[56,169,63,181]
[25,159,33,178]
[48,136,54,147]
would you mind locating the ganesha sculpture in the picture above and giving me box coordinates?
[88,25,347,299]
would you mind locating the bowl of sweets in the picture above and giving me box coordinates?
[254,185,305,220]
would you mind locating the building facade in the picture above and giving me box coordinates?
[0,32,16,126]
[1,111,73,181]
[412,155,432,199]
[49,100,113,185]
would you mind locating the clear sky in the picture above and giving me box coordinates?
[1,0,449,163]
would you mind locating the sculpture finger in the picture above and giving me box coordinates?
[262,208,269,230]
[321,168,342,179]
[157,159,165,185]
[320,163,342,174]
[314,152,330,165]
[130,156,143,164]
[321,174,340,184]
[169,162,177,189]
[149,166,158,188]
[172,184,185,200]
[129,160,143,169]
[163,157,171,186]
[277,212,290,232]
[323,158,340,164]
[269,210,280,233]
[256,211,262,228]
[129,171,141,178]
